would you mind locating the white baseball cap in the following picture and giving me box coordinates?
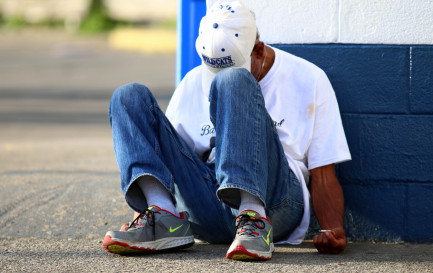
[195,1,257,94]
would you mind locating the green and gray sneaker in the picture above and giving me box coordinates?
[226,210,274,260]
[103,206,194,255]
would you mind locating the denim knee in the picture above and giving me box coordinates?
[214,67,251,83]
[110,82,152,108]
[210,68,260,102]
[109,83,157,121]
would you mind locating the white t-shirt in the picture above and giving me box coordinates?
[166,46,351,244]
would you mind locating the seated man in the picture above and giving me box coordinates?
[103,0,351,260]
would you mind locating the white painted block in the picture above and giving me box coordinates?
[339,0,433,44]
[206,0,339,44]
[207,0,433,44]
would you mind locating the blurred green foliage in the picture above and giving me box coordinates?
[0,0,122,32]
[1,16,64,30]
[79,0,122,33]
[79,0,176,33]
[2,16,27,29]
[0,0,176,33]
[150,19,176,30]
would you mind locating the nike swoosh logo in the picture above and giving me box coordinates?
[262,228,272,246]
[169,224,183,232]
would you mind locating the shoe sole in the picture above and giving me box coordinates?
[226,244,273,260]
[103,235,194,255]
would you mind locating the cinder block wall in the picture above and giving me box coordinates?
[201,0,433,242]
[276,44,433,242]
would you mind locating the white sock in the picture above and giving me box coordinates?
[238,190,266,217]
[137,176,180,217]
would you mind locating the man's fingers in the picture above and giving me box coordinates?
[325,231,340,248]
[314,233,333,254]
[313,234,318,245]
[326,231,347,253]
[322,232,330,246]
[313,234,326,254]
[314,229,347,254]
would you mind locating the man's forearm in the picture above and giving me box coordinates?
[310,164,344,230]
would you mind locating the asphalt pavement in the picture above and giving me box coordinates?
[0,29,432,272]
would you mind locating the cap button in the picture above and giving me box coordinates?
[213,23,218,28]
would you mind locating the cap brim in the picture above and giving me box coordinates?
[201,58,251,98]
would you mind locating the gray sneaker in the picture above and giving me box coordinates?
[226,210,274,260]
[103,206,194,255]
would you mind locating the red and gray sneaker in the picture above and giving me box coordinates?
[103,206,194,255]
[226,210,274,260]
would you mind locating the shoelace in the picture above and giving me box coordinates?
[129,208,158,240]
[233,215,265,237]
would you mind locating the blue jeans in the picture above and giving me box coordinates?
[109,68,304,243]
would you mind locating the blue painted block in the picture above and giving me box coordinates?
[306,182,406,241]
[407,183,433,242]
[273,45,409,114]
[339,114,433,182]
[176,0,206,85]
[410,46,433,114]
[341,183,406,242]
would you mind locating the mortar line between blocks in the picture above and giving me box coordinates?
[408,46,413,114]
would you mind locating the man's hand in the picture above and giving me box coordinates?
[313,227,347,254]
